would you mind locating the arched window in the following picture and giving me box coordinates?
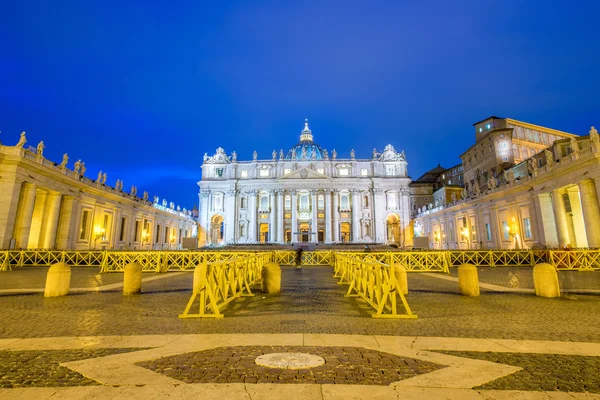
[340,194,349,209]
[260,196,269,210]
[363,194,369,208]
[300,194,309,209]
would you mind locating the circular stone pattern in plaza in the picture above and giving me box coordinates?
[255,352,325,369]
[137,345,446,385]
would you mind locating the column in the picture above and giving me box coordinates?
[373,189,386,243]
[0,179,24,249]
[40,192,62,249]
[534,193,558,248]
[332,190,339,242]
[311,190,318,242]
[248,190,257,242]
[224,190,236,244]
[291,191,298,243]
[325,189,332,243]
[12,182,37,249]
[351,190,361,242]
[277,190,284,243]
[552,189,570,248]
[56,196,76,249]
[197,192,209,246]
[28,189,47,248]
[269,191,276,243]
[579,179,600,248]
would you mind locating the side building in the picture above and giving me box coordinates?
[414,118,600,250]
[198,120,411,246]
[0,133,197,250]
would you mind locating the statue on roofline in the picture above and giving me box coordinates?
[16,131,27,148]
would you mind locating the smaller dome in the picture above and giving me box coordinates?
[286,141,324,160]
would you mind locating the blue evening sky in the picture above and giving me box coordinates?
[1,1,599,208]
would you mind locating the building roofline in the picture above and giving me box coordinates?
[472,116,504,126]
[504,118,577,138]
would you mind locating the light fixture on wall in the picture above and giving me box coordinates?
[506,218,518,239]
[461,227,469,240]
[141,230,150,245]
[94,225,106,242]
[434,231,441,243]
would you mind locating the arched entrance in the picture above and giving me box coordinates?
[386,213,401,245]
[210,215,225,245]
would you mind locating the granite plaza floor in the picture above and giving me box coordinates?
[0,265,599,399]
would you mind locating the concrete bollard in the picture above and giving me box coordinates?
[261,262,281,294]
[123,262,143,295]
[533,263,560,298]
[44,262,71,297]
[392,263,408,295]
[458,263,480,297]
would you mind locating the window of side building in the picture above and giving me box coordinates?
[523,218,532,239]
[361,168,368,176]
[339,168,349,176]
[241,170,248,178]
[80,210,90,240]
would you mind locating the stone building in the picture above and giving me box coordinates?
[414,122,600,250]
[198,120,411,246]
[0,132,197,250]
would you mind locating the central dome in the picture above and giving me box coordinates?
[286,119,325,160]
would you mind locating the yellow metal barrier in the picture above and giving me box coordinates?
[334,253,417,319]
[2,249,598,272]
[179,252,272,318]
[336,251,449,273]
[549,250,600,271]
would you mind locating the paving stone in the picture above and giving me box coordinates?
[436,351,600,394]
[0,348,148,388]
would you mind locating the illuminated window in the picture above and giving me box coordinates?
[284,168,291,175]
[317,168,324,174]
[502,221,509,239]
[523,218,532,238]
[361,169,368,176]
[479,127,483,132]
[502,156,508,162]
[241,170,248,177]
[259,169,269,177]
[486,124,491,129]
[500,141,507,150]
[134,220,140,242]
[339,168,348,176]
[119,217,126,241]
[102,214,111,241]
[79,210,90,240]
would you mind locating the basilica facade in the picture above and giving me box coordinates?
[198,121,411,246]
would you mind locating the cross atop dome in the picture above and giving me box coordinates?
[300,118,313,142]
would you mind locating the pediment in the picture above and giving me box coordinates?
[282,168,329,179]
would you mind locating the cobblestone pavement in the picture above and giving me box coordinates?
[138,345,445,385]
[0,266,599,341]
[437,351,600,393]
[0,348,146,388]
